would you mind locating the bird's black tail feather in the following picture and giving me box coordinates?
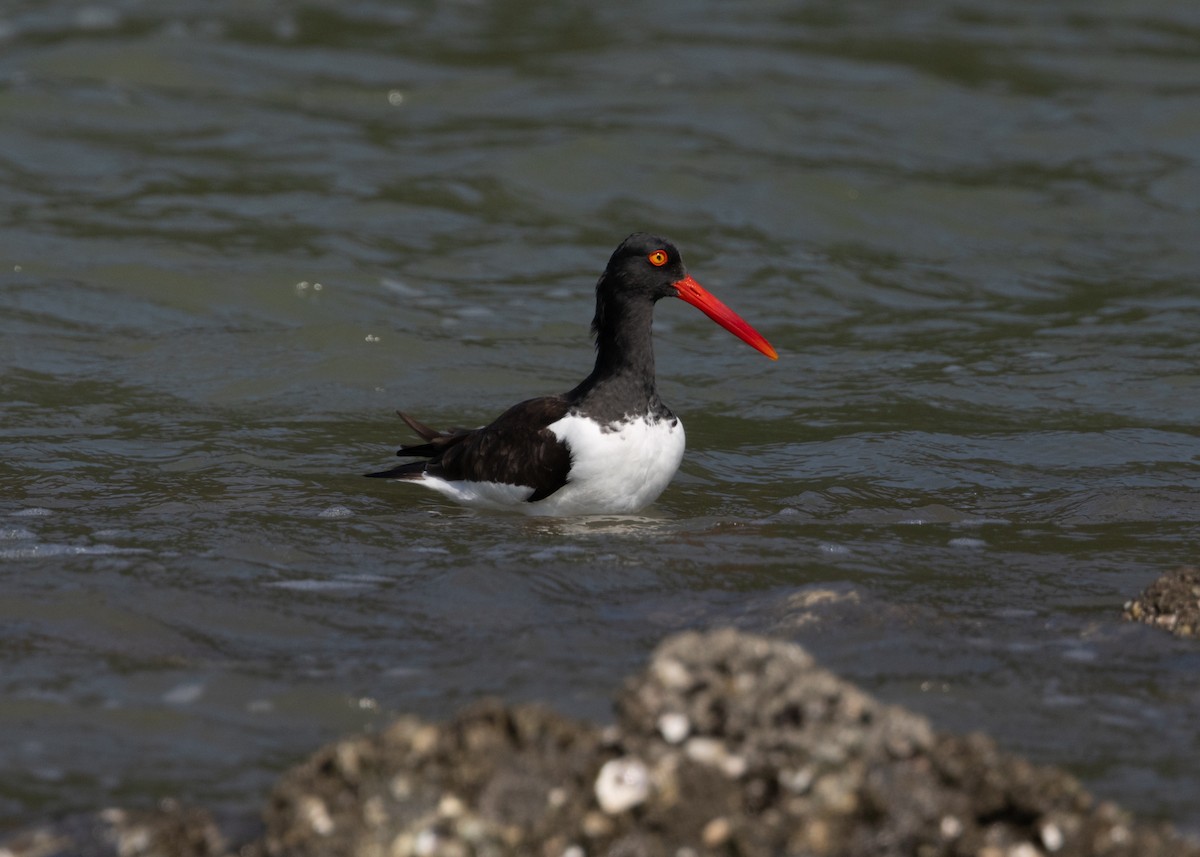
[365,411,470,478]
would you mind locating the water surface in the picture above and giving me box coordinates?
[2,0,1199,832]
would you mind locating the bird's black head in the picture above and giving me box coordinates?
[590,232,686,346]
[598,232,687,304]
[586,231,779,365]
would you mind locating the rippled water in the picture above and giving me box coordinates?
[3,0,1199,833]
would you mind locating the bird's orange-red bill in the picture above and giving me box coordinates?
[673,275,778,360]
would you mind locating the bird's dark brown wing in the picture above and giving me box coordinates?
[365,397,574,503]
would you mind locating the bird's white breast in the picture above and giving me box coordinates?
[533,412,686,516]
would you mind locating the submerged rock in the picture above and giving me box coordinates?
[0,802,236,857]
[4,630,1198,857]
[1124,567,1200,638]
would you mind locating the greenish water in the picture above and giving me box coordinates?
[2,0,1199,833]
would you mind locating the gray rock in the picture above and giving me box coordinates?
[1124,567,1200,638]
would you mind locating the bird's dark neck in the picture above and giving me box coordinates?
[566,295,669,421]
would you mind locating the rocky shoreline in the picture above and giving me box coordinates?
[4,628,1196,857]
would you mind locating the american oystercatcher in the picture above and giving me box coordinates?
[366,232,777,515]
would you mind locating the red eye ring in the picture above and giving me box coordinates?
[648,250,668,267]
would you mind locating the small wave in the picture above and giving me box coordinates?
[0,527,36,541]
[0,543,149,560]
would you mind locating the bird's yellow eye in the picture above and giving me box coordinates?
[648,250,668,267]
